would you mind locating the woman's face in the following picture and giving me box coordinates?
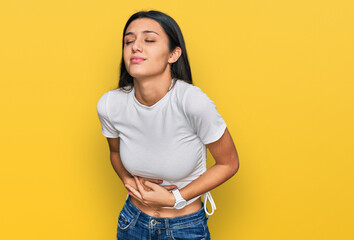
[123,18,175,79]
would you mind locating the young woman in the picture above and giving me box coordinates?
[97,10,239,240]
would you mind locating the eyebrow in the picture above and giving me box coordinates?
[124,30,159,37]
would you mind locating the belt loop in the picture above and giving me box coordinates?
[130,210,141,228]
[165,218,170,236]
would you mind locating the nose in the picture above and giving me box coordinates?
[132,39,142,52]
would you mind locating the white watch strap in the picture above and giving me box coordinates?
[172,189,184,202]
[162,195,200,209]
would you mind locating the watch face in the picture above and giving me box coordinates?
[175,200,187,209]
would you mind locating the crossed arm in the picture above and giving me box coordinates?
[106,127,239,208]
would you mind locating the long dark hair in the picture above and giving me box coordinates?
[117,10,193,91]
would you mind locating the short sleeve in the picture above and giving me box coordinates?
[183,86,227,145]
[96,92,120,138]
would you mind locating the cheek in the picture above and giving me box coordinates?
[123,50,130,66]
[123,49,128,60]
[151,48,170,63]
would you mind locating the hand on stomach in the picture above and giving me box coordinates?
[124,175,202,218]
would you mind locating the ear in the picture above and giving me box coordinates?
[168,47,182,64]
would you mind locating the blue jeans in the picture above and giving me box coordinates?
[116,196,211,240]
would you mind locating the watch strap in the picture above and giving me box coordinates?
[172,189,183,202]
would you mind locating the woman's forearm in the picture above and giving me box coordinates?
[178,128,240,203]
[179,161,239,201]
[110,151,132,184]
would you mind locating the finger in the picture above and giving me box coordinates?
[143,180,160,191]
[162,185,178,191]
[125,183,142,199]
[140,179,153,192]
[136,177,150,191]
[134,176,146,194]
[125,187,143,204]
[127,192,148,206]
[127,191,139,201]
[143,178,163,184]
[142,185,152,192]
[135,175,163,185]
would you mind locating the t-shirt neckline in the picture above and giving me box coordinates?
[132,78,176,109]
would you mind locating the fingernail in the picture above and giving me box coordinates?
[142,179,145,183]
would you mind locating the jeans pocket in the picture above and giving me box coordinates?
[117,211,134,231]
[171,220,208,240]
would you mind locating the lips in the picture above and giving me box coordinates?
[131,56,146,63]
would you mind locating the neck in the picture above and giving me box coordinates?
[133,76,174,107]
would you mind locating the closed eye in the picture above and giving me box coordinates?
[125,40,155,45]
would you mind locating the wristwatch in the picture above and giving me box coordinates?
[172,189,187,209]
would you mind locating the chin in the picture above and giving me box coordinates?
[128,72,150,79]
[128,69,159,79]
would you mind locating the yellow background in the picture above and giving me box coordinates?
[1,0,353,239]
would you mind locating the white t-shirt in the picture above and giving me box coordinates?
[96,78,227,206]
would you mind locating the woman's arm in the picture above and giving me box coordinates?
[106,137,135,187]
[179,127,239,201]
[126,127,239,207]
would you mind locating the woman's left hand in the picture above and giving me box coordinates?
[125,176,176,208]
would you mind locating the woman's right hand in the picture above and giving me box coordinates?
[123,175,177,192]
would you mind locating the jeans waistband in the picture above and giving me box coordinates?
[123,196,207,229]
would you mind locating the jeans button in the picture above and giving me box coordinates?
[151,219,156,225]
